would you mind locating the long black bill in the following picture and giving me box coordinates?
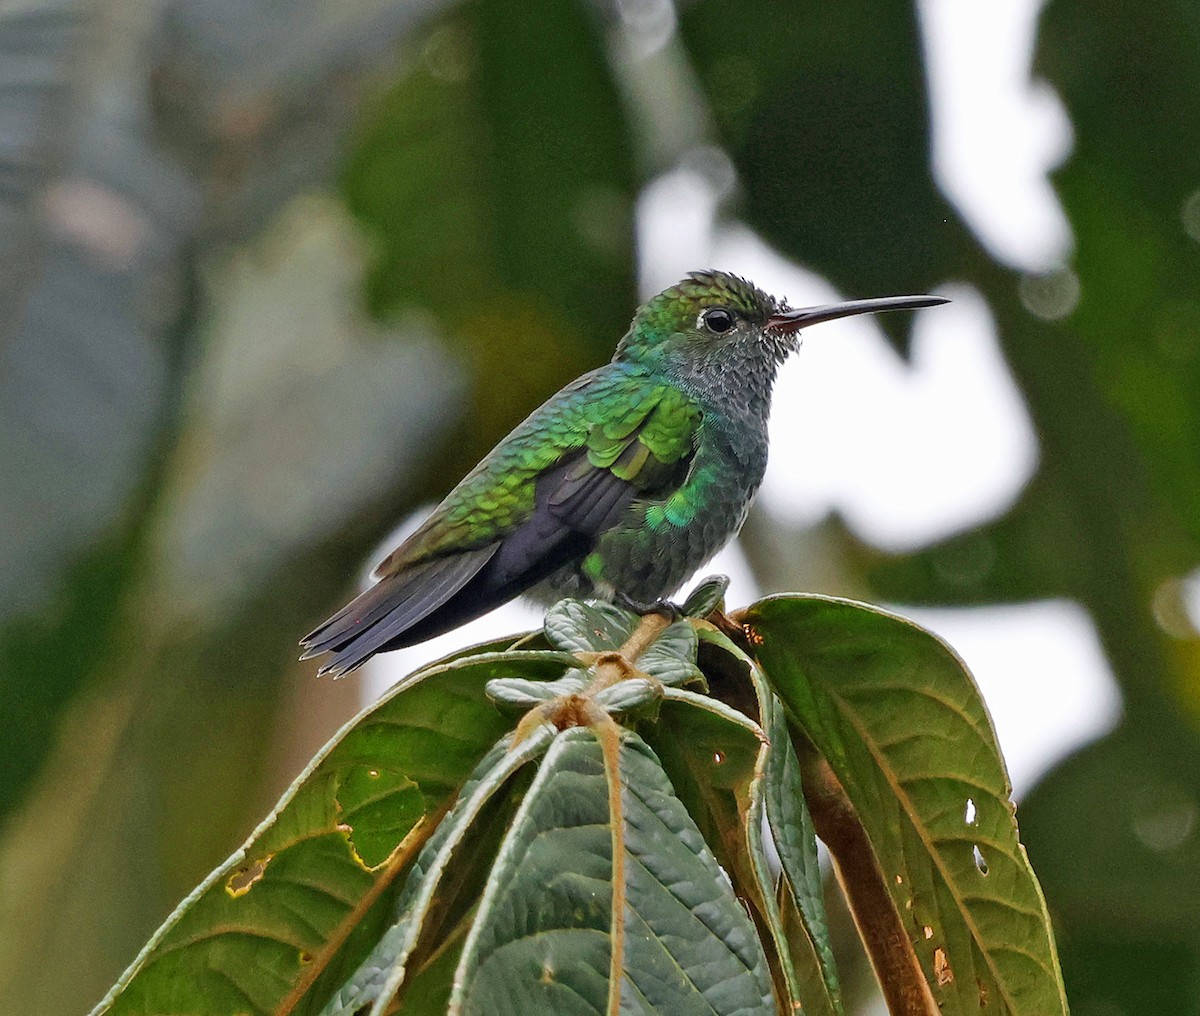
[766,294,949,335]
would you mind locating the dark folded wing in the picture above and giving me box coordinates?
[478,449,641,589]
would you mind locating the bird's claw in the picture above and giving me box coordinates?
[614,591,682,622]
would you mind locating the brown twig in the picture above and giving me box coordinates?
[617,610,673,662]
[801,753,939,1016]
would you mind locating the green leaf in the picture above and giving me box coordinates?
[0,0,188,823]
[543,598,702,687]
[677,0,960,334]
[451,728,776,1016]
[545,598,637,653]
[486,671,589,706]
[639,620,704,688]
[322,729,553,1016]
[649,691,823,1014]
[762,696,842,1016]
[680,627,842,1016]
[681,574,730,618]
[744,595,1068,1016]
[642,692,762,886]
[393,931,466,1016]
[341,0,637,496]
[91,650,568,1016]
[593,676,664,714]
[1018,725,1200,1015]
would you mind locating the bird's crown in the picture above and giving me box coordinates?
[616,270,781,361]
[636,270,777,332]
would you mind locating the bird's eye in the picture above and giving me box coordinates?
[700,307,736,334]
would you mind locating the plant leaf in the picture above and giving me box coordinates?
[762,695,842,1016]
[639,620,704,688]
[341,0,637,498]
[642,694,762,889]
[543,598,702,686]
[545,598,638,653]
[322,728,553,1016]
[487,671,590,706]
[684,626,842,1016]
[677,0,959,337]
[450,727,776,1016]
[1018,724,1200,1015]
[681,574,730,618]
[744,594,1068,1016]
[91,649,569,1016]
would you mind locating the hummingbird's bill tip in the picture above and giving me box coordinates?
[766,293,949,334]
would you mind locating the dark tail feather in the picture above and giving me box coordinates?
[300,454,634,677]
[300,547,498,677]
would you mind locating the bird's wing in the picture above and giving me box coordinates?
[374,368,701,574]
[300,369,702,674]
[475,381,702,589]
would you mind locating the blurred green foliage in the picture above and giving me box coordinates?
[0,0,1196,1012]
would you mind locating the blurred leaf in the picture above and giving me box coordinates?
[450,727,777,1016]
[676,0,963,332]
[341,0,638,495]
[92,648,564,1015]
[0,1,488,1006]
[0,199,467,1016]
[682,0,1200,868]
[152,198,464,625]
[152,0,462,240]
[1025,0,1200,725]
[859,0,1200,769]
[53,13,638,1006]
[0,0,193,819]
[1019,726,1200,1016]
[0,0,76,316]
[745,595,1067,1016]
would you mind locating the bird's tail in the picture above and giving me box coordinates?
[300,547,497,677]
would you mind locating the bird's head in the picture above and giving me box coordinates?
[615,269,947,371]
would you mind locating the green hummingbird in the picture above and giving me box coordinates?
[302,271,946,676]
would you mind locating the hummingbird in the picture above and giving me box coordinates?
[302,271,946,676]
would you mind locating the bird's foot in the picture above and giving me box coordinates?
[613,591,682,622]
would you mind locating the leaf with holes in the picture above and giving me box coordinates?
[321,729,554,1016]
[743,594,1068,1016]
[90,647,569,1016]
